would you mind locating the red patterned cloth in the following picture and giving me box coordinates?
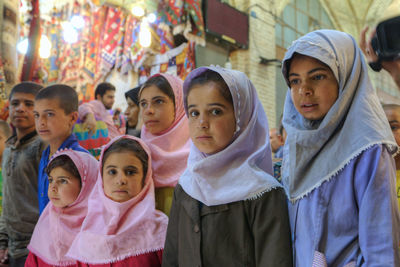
[100,7,124,75]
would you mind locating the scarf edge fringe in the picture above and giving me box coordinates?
[69,247,163,265]
[288,141,398,203]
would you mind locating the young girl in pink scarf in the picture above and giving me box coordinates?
[163,67,292,266]
[26,150,98,267]
[139,74,190,216]
[66,136,168,266]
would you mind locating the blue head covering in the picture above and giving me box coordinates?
[281,30,397,202]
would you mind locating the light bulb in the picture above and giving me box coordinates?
[17,38,29,54]
[147,13,156,23]
[62,22,79,44]
[39,35,51,58]
[139,22,151,47]
[131,6,145,17]
[71,15,85,29]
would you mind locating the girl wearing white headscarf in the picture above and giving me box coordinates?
[281,29,400,266]
[163,66,292,266]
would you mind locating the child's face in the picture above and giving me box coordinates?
[124,97,140,127]
[48,167,81,208]
[102,151,144,203]
[139,85,175,134]
[187,82,236,154]
[9,92,36,133]
[288,54,339,121]
[384,107,400,146]
[34,99,77,145]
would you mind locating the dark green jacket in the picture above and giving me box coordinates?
[0,132,45,259]
[163,184,293,267]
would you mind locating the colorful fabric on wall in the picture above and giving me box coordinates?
[81,5,106,85]
[119,15,137,74]
[100,7,124,75]
[21,0,41,82]
[1,0,18,93]
[183,0,205,45]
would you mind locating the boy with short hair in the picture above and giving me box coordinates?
[0,82,46,266]
[78,82,120,139]
[34,84,88,214]
[383,103,400,209]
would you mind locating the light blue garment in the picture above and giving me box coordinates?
[290,144,400,266]
[281,30,397,201]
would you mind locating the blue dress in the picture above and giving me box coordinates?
[289,144,400,266]
[38,134,88,214]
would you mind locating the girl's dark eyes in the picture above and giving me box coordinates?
[107,169,117,175]
[289,79,300,85]
[126,169,138,176]
[211,109,222,116]
[140,102,147,108]
[189,110,199,117]
[34,113,39,118]
[312,74,325,80]
[48,178,53,183]
[155,99,164,104]
[60,179,68,184]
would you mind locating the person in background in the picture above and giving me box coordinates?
[383,103,400,210]
[34,84,88,214]
[124,86,141,137]
[111,108,126,135]
[78,82,120,139]
[0,82,46,267]
[139,74,190,216]
[0,121,11,215]
[269,128,284,157]
[163,67,292,266]
[67,136,168,266]
[26,150,98,267]
[282,30,399,266]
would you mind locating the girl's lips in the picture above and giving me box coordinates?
[301,103,318,112]
[196,135,212,140]
[145,120,159,126]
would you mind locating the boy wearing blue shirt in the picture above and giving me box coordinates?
[34,84,89,214]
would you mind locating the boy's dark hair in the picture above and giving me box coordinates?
[186,70,233,107]
[95,82,116,99]
[0,120,11,138]
[140,75,175,106]
[46,155,81,185]
[35,84,78,114]
[102,138,148,186]
[9,82,43,100]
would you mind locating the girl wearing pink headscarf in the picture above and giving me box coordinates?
[26,149,98,266]
[66,136,168,266]
[139,74,190,216]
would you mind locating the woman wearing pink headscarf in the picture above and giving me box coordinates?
[66,136,168,266]
[139,74,190,216]
[26,150,98,266]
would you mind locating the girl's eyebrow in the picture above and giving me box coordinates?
[208,103,226,108]
[56,176,71,180]
[289,67,328,77]
[105,165,117,169]
[188,103,227,109]
[125,166,139,170]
